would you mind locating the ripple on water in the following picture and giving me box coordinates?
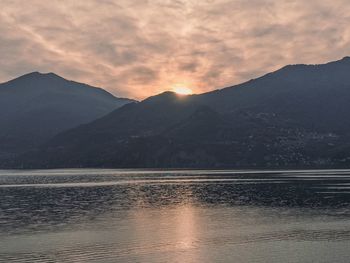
[1,169,350,263]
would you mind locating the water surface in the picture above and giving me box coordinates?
[1,169,350,262]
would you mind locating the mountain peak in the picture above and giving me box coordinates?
[9,71,65,84]
[155,91,177,97]
[142,91,178,103]
[25,71,62,79]
[339,56,350,62]
[276,56,350,71]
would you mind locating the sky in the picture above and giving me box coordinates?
[1,0,350,100]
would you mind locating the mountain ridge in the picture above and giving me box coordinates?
[0,72,135,158]
[7,56,350,168]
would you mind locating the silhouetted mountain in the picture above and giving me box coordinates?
[197,56,350,133]
[165,106,231,141]
[0,72,134,158]
[12,57,350,168]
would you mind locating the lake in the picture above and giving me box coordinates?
[1,169,350,262]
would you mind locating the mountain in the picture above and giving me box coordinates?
[197,56,350,132]
[0,72,134,159]
[13,57,350,168]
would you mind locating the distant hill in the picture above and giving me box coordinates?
[0,72,134,159]
[12,57,350,168]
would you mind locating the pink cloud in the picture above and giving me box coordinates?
[1,0,350,99]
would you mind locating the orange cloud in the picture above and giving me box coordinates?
[1,0,350,99]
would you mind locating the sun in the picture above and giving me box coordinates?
[172,86,193,95]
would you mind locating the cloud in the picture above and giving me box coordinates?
[1,0,350,99]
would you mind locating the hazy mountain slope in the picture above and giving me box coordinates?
[196,57,350,132]
[0,72,134,156]
[44,91,200,148]
[14,57,350,168]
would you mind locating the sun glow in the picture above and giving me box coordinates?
[172,86,193,95]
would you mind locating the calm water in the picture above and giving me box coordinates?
[1,169,350,262]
